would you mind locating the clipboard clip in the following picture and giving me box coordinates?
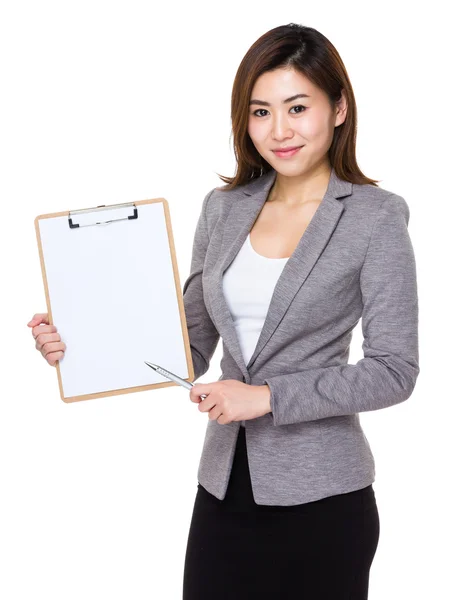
[68,202,138,229]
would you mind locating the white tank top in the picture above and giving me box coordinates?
[222,232,289,427]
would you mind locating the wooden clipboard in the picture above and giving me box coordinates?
[34,198,195,403]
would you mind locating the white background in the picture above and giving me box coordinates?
[1,1,460,598]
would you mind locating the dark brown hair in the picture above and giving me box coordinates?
[216,23,379,190]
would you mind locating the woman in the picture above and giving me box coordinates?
[180,23,418,599]
[28,23,419,600]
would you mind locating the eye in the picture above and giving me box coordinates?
[251,105,306,117]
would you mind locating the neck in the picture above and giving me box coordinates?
[269,161,332,206]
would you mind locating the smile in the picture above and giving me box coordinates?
[272,146,303,158]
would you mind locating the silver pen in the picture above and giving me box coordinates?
[144,361,208,401]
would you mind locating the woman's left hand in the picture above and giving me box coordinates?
[189,379,272,425]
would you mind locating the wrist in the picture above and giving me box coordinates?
[260,384,272,414]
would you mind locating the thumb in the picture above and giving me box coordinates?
[27,313,49,327]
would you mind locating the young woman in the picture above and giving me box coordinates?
[28,23,419,600]
[180,23,419,600]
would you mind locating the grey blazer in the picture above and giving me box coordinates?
[182,167,419,506]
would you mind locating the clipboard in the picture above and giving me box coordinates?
[34,198,195,403]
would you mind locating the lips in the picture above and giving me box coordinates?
[272,146,302,152]
[272,145,303,158]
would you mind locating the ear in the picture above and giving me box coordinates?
[334,88,348,127]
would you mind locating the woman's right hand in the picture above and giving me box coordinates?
[27,313,66,366]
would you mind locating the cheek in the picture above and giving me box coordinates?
[298,125,331,154]
[248,119,266,143]
[296,116,321,140]
[295,108,330,138]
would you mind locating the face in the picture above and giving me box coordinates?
[247,67,347,175]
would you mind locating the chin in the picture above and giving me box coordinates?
[272,163,308,177]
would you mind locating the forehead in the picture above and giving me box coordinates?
[251,68,317,98]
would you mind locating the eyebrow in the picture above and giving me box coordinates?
[249,93,310,107]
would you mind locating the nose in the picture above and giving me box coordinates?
[271,112,294,141]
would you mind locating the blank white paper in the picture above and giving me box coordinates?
[37,201,189,399]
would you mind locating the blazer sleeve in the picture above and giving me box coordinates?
[182,189,220,382]
[263,194,420,426]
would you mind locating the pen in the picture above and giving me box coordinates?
[144,361,208,401]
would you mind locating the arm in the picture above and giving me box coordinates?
[182,189,220,382]
[263,194,420,426]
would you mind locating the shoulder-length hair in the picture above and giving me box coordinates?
[216,23,379,190]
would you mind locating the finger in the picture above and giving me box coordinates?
[32,325,57,340]
[208,406,223,421]
[42,342,67,355]
[190,391,208,404]
[41,341,66,357]
[45,351,65,366]
[198,396,216,413]
[190,390,201,403]
[190,384,208,403]
[27,313,50,327]
[35,332,62,350]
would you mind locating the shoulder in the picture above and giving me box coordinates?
[347,182,410,224]
[202,179,253,228]
[210,175,259,201]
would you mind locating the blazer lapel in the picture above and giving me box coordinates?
[210,167,352,382]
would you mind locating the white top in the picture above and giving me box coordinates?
[222,233,289,427]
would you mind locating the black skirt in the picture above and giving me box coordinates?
[183,425,380,600]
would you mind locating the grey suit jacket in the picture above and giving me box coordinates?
[182,167,419,505]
